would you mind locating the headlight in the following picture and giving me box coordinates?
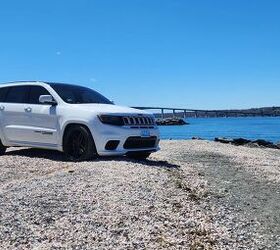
[98,115,124,126]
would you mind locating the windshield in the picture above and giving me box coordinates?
[49,83,113,104]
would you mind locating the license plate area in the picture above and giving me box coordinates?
[141,129,150,137]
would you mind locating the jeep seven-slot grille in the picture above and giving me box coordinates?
[122,116,155,126]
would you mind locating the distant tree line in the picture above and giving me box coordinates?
[154,107,280,118]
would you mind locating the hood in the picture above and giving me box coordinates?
[70,103,151,115]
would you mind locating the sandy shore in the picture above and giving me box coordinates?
[0,140,279,249]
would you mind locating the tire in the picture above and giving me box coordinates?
[63,125,98,161]
[0,139,6,156]
[126,152,151,160]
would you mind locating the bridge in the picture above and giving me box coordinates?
[132,106,214,119]
[131,106,264,118]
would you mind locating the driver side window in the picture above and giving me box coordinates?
[28,86,51,104]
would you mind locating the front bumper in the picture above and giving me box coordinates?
[90,124,160,156]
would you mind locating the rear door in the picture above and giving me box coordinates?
[0,85,31,143]
[0,87,10,142]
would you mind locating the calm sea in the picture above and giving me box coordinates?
[159,117,280,143]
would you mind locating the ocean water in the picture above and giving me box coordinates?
[159,117,280,143]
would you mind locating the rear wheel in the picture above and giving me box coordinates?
[0,140,6,156]
[63,125,97,161]
[126,152,151,160]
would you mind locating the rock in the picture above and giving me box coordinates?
[232,138,252,146]
[214,137,234,144]
[215,137,280,150]
[266,144,280,149]
[156,118,189,126]
[251,140,280,149]
[244,142,261,148]
[252,139,274,147]
[192,137,203,140]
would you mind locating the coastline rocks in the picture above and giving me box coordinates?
[192,137,204,140]
[232,138,252,146]
[252,139,274,147]
[215,137,280,150]
[214,137,234,144]
[156,118,189,126]
[245,142,262,148]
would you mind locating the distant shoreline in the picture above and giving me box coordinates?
[154,106,280,118]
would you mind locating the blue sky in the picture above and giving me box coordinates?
[0,0,279,109]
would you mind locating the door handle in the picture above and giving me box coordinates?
[24,107,32,113]
[0,105,4,111]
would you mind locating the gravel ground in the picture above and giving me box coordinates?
[0,141,279,249]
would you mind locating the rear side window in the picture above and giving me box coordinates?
[0,87,9,102]
[5,86,30,103]
[28,86,51,104]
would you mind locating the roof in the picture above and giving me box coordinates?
[0,81,90,90]
[0,81,45,85]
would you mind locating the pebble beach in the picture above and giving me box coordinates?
[0,140,279,249]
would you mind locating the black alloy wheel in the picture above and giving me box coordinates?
[0,139,6,156]
[63,125,97,161]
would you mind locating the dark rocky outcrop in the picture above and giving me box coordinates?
[214,137,234,144]
[192,137,204,140]
[252,139,274,147]
[156,118,189,126]
[232,138,252,146]
[215,137,280,149]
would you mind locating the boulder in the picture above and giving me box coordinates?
[215,137,280,150]
[156,118,189,126]
[192,137,203,140]
[266,144,280,149]
[252,139,273,147]
[232,138,252,146]
[214,137,234,144]
[244,142,261,148]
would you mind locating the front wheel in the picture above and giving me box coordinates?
[0,140,6,156]
[126,152,151,160]
[63,125,98,162]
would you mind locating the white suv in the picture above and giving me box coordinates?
[0,81,160,161]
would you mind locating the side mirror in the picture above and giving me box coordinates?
[39,95,57,106]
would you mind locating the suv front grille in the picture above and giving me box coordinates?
[123,136,157,149]
[123,116,155,126]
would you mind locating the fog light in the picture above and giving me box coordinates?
[105,140,120,150]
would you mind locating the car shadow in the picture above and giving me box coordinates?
[5,148,180,169]
[6,148,66,161]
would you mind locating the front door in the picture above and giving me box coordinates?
[23,85,59,146]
